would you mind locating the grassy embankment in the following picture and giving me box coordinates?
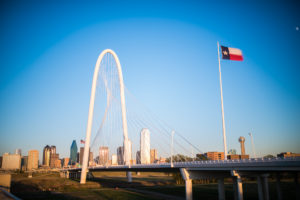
[10,171,297,200]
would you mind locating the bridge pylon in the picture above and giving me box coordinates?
[80,49,131,184]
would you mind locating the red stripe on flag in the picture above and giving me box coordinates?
[230,54,243,61]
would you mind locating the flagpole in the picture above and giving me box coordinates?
[217,41,228,160]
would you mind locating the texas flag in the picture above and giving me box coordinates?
[80,139,85,144]
[221,46,243,61]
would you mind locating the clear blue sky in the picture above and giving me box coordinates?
[0,0,299,161]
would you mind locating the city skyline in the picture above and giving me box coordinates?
[0,1,300,161]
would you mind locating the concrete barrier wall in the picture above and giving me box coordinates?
[0,174,11,188]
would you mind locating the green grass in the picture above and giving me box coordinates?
[10,172,298,200]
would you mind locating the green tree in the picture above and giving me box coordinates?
[263,154,275,159]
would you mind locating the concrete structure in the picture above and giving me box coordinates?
[140,128,150,164]
[70,140,78,165]
[239,136,246,155]
[117,146,124,165]
[1,153,21,170]
[205,152,224,160]
[111,154,117,165]
[15,149,21,156]
[99,146,109,165]
[0,174,11,190]
[28,150,39,170]
[65,157,300,200]
[277,152,300,158]
[43,145,51,166]
[50,153,59,168]
[150,149,158,163]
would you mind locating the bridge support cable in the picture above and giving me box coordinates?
[125,87,203,161]
[125,87,203,155]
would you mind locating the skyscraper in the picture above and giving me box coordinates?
[28,150,39,170]
[79,147,84,165]
[70,140,78,165]
[50,153,59,168]
[140,128,150,164]
[150,149,158,163]
[136,151,141,164]
[89,151,93,166]
[43,145,51,166]
[117,146,124,165]
[99,146,109,165]
[79,147,92,166]
[50,145,56,154]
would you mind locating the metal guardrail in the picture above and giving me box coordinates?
[0,187,21,200]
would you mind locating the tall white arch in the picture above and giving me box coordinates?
[80,49,130,184]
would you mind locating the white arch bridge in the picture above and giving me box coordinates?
[63,49,300,200]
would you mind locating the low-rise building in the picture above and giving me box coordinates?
[2,153,21,170]
[205,152,224,160]
[277,152,300,158]
[227,154,250,160]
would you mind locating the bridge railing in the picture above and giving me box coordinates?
[62,157,300,171]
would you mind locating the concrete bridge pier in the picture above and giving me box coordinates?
[180,168,193,200]
[295,173,300,200]
[180,168,232,200]
[276,174,282,200]
[231,170,243,200]
[28,172,33,178]
[127,172,132,182]
[218,178,225,200]
[257,174,269,200]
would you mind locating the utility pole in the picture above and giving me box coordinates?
[171,130,174,167]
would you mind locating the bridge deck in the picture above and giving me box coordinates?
[64,157,300,173]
